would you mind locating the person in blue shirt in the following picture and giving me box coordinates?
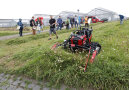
[78,16,81,27]
[119,14,124,25]
[17,19,23,36]
[57,16,63,30]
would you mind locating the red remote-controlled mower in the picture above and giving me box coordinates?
[52,26,101,71]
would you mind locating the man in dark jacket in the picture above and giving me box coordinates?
[57,16,63,30]
[48,15,58,40]
[17,19,23,36]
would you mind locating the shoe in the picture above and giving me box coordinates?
[56,36,58,39]
[48,38,51,40]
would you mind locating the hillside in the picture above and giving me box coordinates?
[0,20,129,89]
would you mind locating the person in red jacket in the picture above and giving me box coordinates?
[40,17,44,31]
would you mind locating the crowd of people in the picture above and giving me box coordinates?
[17,15,89,38]
[30,16,43,35]
[62,16,89,30]
[17,14,125,38]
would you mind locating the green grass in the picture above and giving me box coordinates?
[0,31,18,36]
[43,26,50,30]
[0,26,49,37]
[0,31,30,37]
[0,21,129,89]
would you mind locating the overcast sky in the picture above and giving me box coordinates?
[0,0,128,19]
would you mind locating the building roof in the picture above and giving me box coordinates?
[87,7,118,16]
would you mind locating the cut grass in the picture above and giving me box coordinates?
[0,21,129,89]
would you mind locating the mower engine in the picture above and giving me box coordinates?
[63,27,101,53]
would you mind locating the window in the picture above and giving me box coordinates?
[93,17,96,19]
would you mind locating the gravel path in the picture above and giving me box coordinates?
[0,73,76,90]
[0,30,49,41]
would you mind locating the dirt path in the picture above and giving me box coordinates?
[0,30,49,41]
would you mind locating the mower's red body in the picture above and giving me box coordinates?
[64,27,100,53]
[70,34,92,48]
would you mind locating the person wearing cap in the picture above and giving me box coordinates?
[17,19,23,36]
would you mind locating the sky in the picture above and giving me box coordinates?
[0,0,129,19]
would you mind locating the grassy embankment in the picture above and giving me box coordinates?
[0,21,129,89]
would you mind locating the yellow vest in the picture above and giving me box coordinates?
[85,18,88,23]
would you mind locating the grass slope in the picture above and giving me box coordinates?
[0,21,129,89]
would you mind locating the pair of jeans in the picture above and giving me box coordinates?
[75,21,78,29]
[37,30,41,34]
[85,23,89,28]
[120,20,123,25]
[57,23,62,30]
[66,24,69,30]
[70,23,73,28]
[78,21,81,27]
[19,27,23,36]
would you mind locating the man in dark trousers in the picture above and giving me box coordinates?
[48,15,58,40]
[17,19,23,37]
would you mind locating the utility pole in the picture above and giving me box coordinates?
[77,9,80,17]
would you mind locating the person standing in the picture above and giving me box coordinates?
[36,18,41,34]
[81,17,84,24]
[85,16,89,27]
[66,17,70,30]
[40,17,44,31]
[57,16,63,30]
[78,16,81,27]
[41,20,44,31]
[119,14,124,25]
[48,15,58,40]
[70,17,73,28]
[30,16,36,35]
[17,19,23,37]
[74,15,78,29]
[72,17,75,28]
